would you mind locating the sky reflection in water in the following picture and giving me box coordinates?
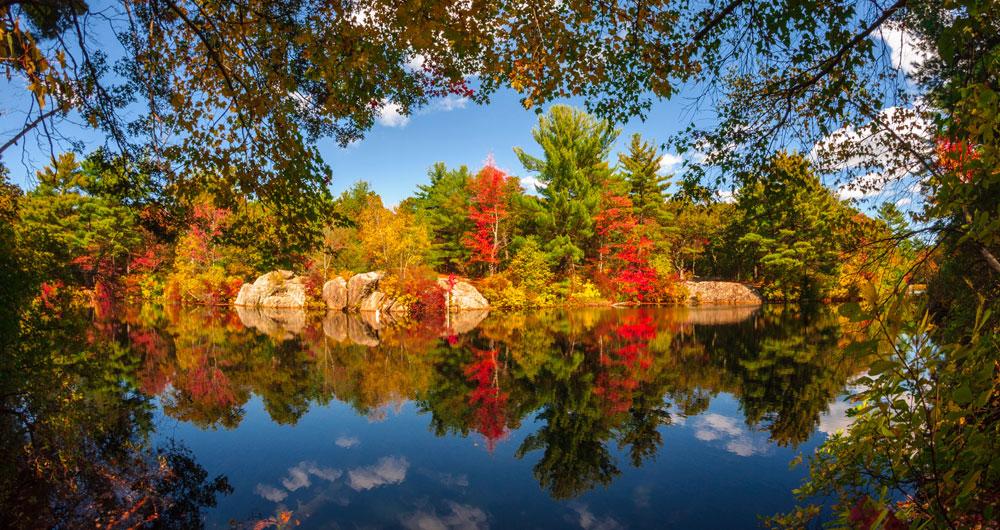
[138,304,862,528]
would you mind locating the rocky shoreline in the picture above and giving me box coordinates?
[233,270,490,313]
[232,270,762,313]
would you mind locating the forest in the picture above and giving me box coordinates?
[1,0,998,528]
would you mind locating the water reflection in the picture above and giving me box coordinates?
[2,302,868,527]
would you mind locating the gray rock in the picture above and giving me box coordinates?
[681,281,762,306]
[322,277,348,311]
[347,271,384,308]
[445,309,489,334]
[233,270,307,308]
[322,311,348,342]
[359,290,389,313]
[438,278,489,311]
[347,316,380,347]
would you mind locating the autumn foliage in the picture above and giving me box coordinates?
[464,162,517,275]
[594,192,659,302]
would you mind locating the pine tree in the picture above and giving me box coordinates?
[732,152,849,301]
[618,134,670,226]
[514,105,619,271]
[411,163,473,272]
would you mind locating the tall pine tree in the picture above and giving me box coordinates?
[411,163,473,273]
[514,105,619,271]
[730,152,849,301]
[618,134,670,226]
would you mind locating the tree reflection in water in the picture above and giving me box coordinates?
[2,301,869,522]
[0,301,231,529]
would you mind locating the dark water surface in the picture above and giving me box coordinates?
[7,304,866,528]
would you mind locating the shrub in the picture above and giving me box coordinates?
[163,266,243,306]
[559,275,604,305]
[380,266,446,322]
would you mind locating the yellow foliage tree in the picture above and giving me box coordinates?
[357,196,430,281]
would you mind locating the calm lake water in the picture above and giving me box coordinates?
[14,304,867,528]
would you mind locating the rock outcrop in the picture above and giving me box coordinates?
[661,305,760,325]
[358,290,391,313]
[234,270,307,308]
[233,270,491,316]
[444,309,489,334]
[322,277,348,310]
[682,281,762,306]
[347,271,384,309]
[438,278,489,311]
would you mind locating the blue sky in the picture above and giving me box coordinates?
[321,89,699,206]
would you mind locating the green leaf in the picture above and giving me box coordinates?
[868,359,896,376]
[953,384,973,405]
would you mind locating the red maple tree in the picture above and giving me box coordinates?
[936,137,979,183]
[593,192,658,302]
[464,162,517,275]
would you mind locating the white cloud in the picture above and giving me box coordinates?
[811,104,932,173]
[255,483,288,503]
[335,436,360,448]
[406,53,428,72]
[400,502,488,530]
[572,504,623,530]
[289,90,313,112]
[347,4,377,27]
[693,413,769,457]
[811,102,934,201]
[520,176,547,191]
[436,94,469,112]
[348,456,409,491]
[377,100,410,128]
[659,153,684,172]
[836,172,884,200]
[715,189,736,204]
[818,399,856,436]
[281,461,342,491]
[895,197,912,207]
[877,23,933,76]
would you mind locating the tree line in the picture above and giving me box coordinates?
[2,105,921,312]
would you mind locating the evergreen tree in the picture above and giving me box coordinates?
[514,105,619,271]
[618,134,670,226]
[730,152,849,301]
[411,163,473,273]
[17,154,144,287]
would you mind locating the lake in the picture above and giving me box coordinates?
[3,304,867,528]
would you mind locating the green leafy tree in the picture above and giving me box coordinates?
[515,105,619,271]
[17,154,144,287]
[0,166,26,340]
[666,198,732,278]
[310,181,378,274]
